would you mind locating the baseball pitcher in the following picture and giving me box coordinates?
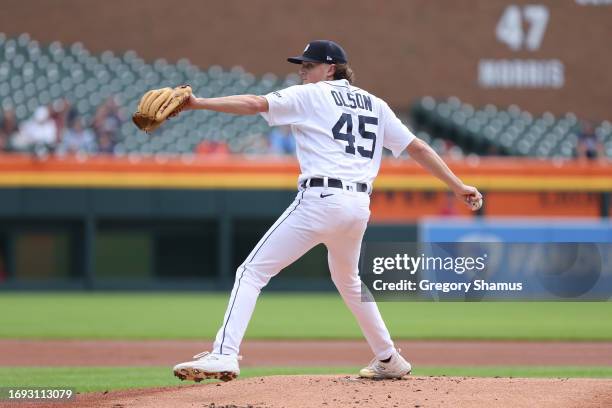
[170,40,482,382]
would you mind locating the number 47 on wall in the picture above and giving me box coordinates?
[496,4,549,51]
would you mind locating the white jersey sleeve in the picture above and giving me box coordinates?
[259,85,311,126]
[380,101,416,157]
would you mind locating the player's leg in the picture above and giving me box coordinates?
[212,191,319,356]
[325,231,396,361]
[174,192,320,381]
[323,193,411,379]
[321,193,396,360]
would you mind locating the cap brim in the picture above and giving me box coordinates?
[287,56,323,64]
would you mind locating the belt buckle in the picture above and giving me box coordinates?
[344,181,356,192]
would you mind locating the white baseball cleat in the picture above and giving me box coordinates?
[173,351,241,382]
[359,349,412,379]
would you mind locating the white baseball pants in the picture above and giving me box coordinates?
[212,186,396,360]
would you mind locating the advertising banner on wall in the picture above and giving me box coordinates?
[359,219,612,301]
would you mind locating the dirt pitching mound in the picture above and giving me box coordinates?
[33,375,612,408]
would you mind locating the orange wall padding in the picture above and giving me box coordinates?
[0,154,610,190]
[1,154,609,220]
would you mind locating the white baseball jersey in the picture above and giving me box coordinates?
[209,79,411,362]
[260,79,416,186]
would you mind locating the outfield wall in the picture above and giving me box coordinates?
[0,155,609,289]
[0,154,610,218]
[417,218,612,300]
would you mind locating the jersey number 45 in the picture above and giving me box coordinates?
[332,113,377,159]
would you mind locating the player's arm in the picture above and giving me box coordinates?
[407,138,482,207]
[184,94,269,115]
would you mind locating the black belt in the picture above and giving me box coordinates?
[302,178,368,192]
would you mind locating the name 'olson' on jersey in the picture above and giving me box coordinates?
[330,90,373,112]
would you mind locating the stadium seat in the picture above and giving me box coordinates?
[0,33,300,154]
[410,96,610,159]
[1,33,609,158]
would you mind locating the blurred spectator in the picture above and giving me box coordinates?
[50,98,75,140]
[241,132,270,154]
[97,131,116,154]
[93,97,124,144]
[11,106,58,154]
[0,108,19,152]
[576,121,604,160]
[267,125,295,155]
[58,117,97,155]
[196,140,230,156]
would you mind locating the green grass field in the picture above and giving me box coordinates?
[1,293,611,340]
[1,293,610,391]
[2,366,611,392]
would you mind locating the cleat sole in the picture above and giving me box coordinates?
[359,370,411,380]
[173,368,238,383]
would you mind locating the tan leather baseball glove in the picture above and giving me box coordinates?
[132,85,192,133]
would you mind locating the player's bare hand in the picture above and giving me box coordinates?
[453,184,483,211]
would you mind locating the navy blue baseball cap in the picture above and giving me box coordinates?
[287,40,348,65]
